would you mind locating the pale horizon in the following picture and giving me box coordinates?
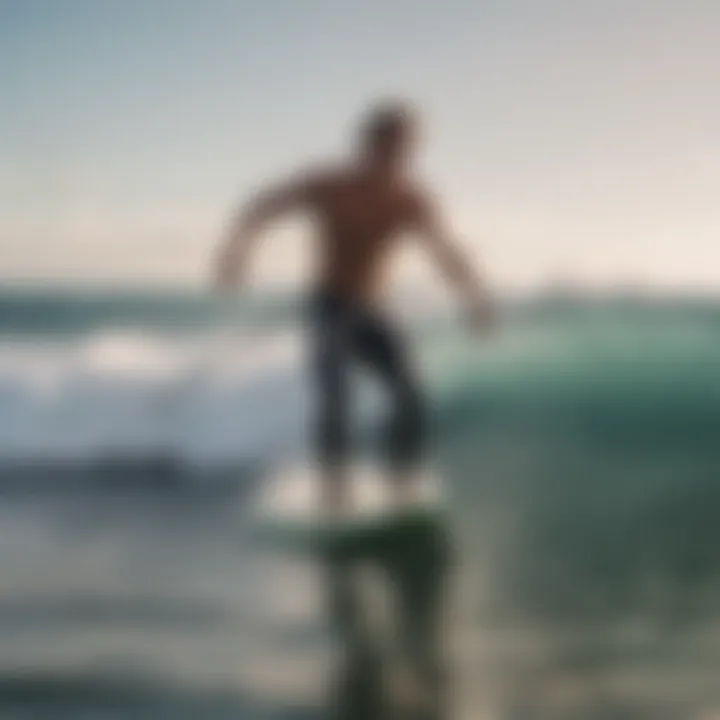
[2,0,720,293]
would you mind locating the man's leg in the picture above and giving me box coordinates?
[354,312,427,492]
[312,297,354,509]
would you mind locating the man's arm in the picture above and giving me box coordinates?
[410,189,494,331]
[213,171,322,289]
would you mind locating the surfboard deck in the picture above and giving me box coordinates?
[250,462,447,552]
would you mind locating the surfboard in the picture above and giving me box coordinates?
[250,462,446,551]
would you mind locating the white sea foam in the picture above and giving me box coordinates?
[0,329,314,467]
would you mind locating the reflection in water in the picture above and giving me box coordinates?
[321,515,451,720]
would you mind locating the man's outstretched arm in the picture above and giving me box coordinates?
[411,190,494,331]
[213,172,321,289]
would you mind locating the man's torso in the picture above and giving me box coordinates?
[309,168,420,302]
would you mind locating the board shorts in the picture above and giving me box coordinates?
[309,290,426,472]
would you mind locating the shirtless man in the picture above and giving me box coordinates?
[214,101,492,508]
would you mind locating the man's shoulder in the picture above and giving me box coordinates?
[397,178,435,219]
[301,161,351,191]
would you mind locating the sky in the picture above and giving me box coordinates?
[2,0,720,291]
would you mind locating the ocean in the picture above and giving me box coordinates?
[0,285,719,719]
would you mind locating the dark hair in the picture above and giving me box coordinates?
[359,101,416,148]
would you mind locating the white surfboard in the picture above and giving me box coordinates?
[251,462,446,549]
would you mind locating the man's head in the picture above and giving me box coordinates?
[357,100,418,172]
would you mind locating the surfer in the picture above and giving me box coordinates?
[213,100,493,509]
